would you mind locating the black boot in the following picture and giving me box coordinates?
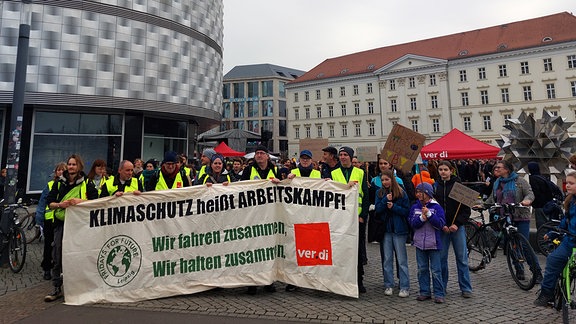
[44,286,63,302]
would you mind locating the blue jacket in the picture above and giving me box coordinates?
[409,199,446,250]
[560,197,576,244]
[375,189,410,235]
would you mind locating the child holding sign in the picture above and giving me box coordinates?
[435,161,473,298]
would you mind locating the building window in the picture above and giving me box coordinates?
[480,90,489,105]
[391,99,397,112]
[523,86,532,101]
[411,120,418,132]
[478,67,486,80]
[341,124,348,137]
[546,83,556,99]
[431,95,438,109]
[304,91,309,101]
[432,118,440,133]
[367,83,373,94]
[316,89,321,100]
[340,86,346,96]
[233,82,245,98]
[353,84,359,95]
[520,61,530,74]
[316,107,322,118]
[328,88,333,98]
[543,58,553,72]
[389,79,396,91]
[391,120,398,126]
[459,70,467,82]
[503,114,512,120]
[317,125,323,138]
[498,64,507,77]
[354,123,361,137]
[328,105,334,117]
[410,97,417,110]
[463,116,471,131]
[409,77,416,88]
[341,104,346,116]
[305,126,311,138]
[429,74,436,86]
[329,124,335,137]
[305,107,310,119]
[294,109,299,120]
[354,103,360,115]
[368,101,374,114]
[550,110,559,116]
[248,81,259,97]
[501,88,510,103]
[482,115,492,130]
[295,127,300,139]
[569,55,576,69]
[571,81,576,97]
[461,92,469,106]
[369,122,375,136]
[261,81,273,97]
[294,92,299,102]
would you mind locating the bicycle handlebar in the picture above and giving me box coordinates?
[541,224,576,239]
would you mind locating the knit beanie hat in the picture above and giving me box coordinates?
[339,146,354,158]
[202,148,216,160]
[416,182,435,198]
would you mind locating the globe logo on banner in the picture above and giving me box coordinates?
[294,222,333,266]
[97,235,142,287]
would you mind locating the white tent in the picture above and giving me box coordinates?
[244,152,279,161]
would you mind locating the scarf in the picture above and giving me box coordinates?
[494,172,518,206]
[298,164,314,177]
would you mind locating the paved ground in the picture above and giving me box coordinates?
[1,233,574,324]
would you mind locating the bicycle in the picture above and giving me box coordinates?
[537,198,565,256]
[465,203,540,290]
[540,225,576,324]
[15,201,41,244]
[0,199,27,273]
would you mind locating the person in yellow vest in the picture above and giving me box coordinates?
[195,154,232,186]
[240,145,280,294]
[35,162,66,281]
[100,160,144,197]
[330,146,370,294]
[44,154,98,302]
[196,148,216,182]
[145,151,191,191]
[287,150,321,180]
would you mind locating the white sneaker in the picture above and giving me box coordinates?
[399,289,409,298]
[384,288,393,296]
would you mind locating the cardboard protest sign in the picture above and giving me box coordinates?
[448,182,481,207]
[381,124,426,173]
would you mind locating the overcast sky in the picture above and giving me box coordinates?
[222,0,575,74]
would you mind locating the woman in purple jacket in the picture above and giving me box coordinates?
[409,182,446,303]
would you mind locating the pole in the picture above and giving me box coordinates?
[4,0,31,204]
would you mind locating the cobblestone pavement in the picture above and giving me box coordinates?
[1,236,574,323]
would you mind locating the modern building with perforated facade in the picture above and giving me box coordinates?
[0,0,223,193]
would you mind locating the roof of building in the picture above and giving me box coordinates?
[224,64,305,80]
[291,12,576,84]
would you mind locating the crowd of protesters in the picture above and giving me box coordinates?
[19,146,576,306]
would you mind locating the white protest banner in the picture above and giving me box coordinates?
[62,178,359,305]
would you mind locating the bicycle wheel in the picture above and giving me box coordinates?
[8,227,26,273]
[20,213,40,244]
[465,221,488,271]
[506,232,538,290]
[537,221,561,256]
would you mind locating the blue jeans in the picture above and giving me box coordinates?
[382,233,410,290]
[541,237,575,295]
[440,227,472,293]
[416,248,444,298]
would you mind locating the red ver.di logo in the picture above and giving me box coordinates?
[294,222,333,266]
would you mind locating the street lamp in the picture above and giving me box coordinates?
[5,0,32,204]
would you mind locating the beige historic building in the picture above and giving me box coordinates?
[286,12,576,160]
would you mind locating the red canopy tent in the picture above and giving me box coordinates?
[213,142,245,157]
[420,128,500,160]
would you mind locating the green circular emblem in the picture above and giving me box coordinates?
[97,235,142,287]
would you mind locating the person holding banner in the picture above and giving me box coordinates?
[195,154,232,185]
[44,154,98,302]
[374,169,411,298]
[100,160,144,197]
[435,161,473,298]
[409,182,446,303]
[241,145,280,294]
[331,146,369,294]
[145,151,192,191]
